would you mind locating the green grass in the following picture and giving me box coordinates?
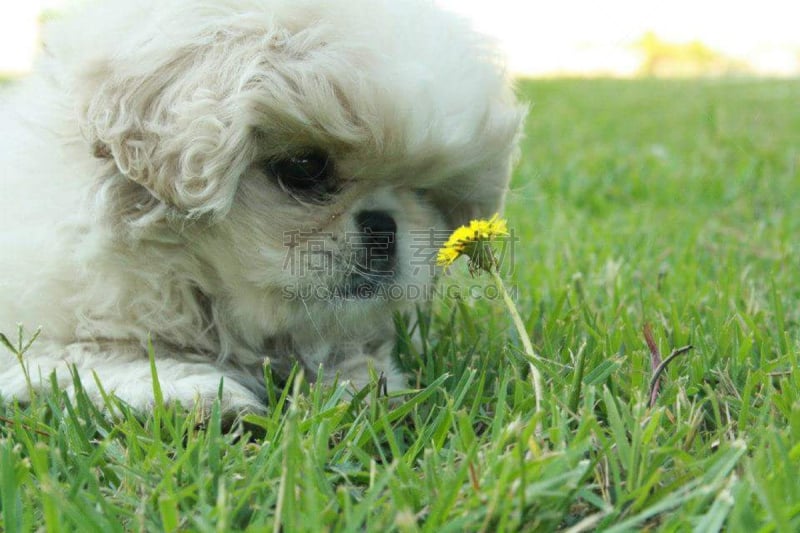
[2,78,800,531]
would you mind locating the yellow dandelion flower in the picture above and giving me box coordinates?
[436,214,509,273]
[436,243,463,267]
[467,214,509,240]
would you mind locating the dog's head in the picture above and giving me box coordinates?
[56,0,525,354]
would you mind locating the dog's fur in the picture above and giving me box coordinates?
[0,0,524,413]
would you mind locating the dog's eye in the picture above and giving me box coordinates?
[267,152,335,196]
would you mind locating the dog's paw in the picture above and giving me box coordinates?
[0,342,265,416]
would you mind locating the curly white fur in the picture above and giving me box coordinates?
[0,0,524,414]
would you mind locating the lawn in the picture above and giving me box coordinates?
[2,78,799,531]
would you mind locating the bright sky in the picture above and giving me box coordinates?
[2,0,799,75]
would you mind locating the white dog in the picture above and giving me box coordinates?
[0,0,524,413]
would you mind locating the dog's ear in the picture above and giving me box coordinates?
[436,102,525,229]
[435,161,512,230]
[83,57,255,219]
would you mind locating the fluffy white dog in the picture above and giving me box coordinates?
[0,0,524,413]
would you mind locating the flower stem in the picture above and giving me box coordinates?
[490,270,544,413]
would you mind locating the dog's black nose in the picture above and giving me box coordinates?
[354,210,397,269]
[356,210,397,237]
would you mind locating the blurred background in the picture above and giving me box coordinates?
[437,0,800,77]
[2,0,799,78]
